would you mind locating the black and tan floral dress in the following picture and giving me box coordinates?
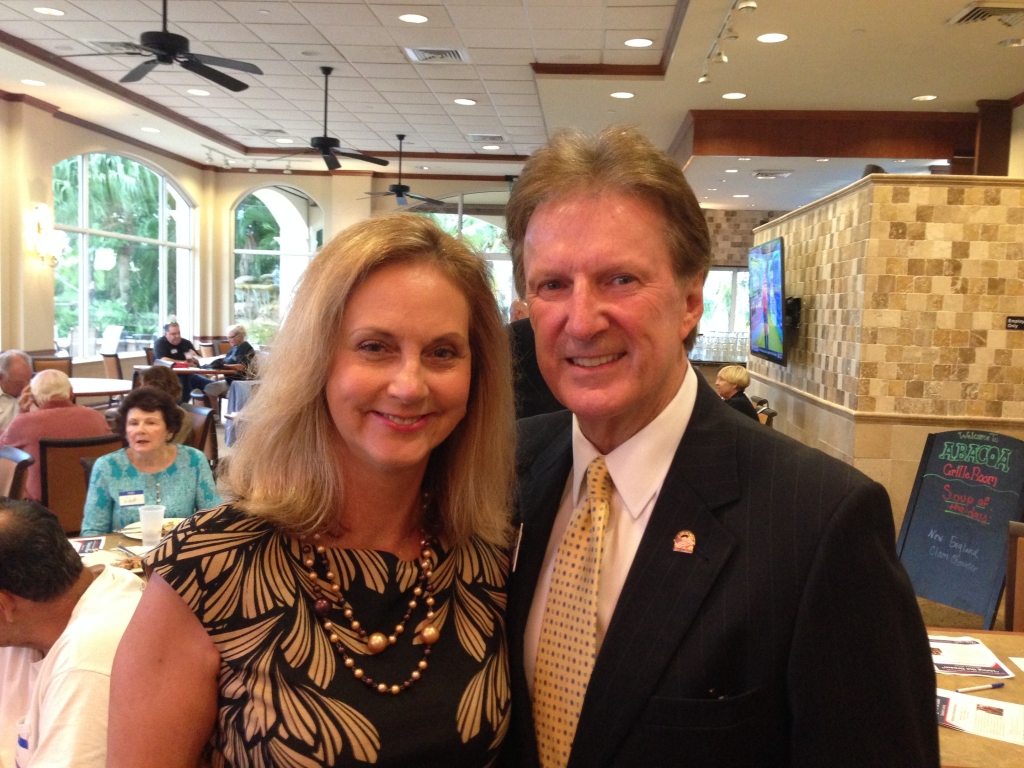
[145,505,510,767]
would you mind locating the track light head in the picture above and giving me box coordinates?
[720,25,738,42]
[698,72,710,84]
[711,48,728,64]
[736,0,757,11]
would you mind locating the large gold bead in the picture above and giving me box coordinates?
[377,683,388,693]
[420,626,440,644]
[366,632,388,654]
[390,685,401,695]
[411,670,421,680]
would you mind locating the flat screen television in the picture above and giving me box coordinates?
[748,236,786,365]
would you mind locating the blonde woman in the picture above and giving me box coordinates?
[108,214,515,767]
[715,364,760,421]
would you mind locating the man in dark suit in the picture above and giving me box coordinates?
[508,300,565,421]
[501,127,938,767]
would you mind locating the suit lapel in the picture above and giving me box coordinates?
[568,376,742,768]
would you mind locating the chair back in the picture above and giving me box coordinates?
[199,342,215,358]
[32,356,72,376]
[39,434,123,533]
[80,456,98,488]
[101,352,124,380]
[757,407,777,428]
[180,404,218,469]
[144,347,155,365]
[750,395,769,409]
[1007,521,1024,632]
[0,446,34,500]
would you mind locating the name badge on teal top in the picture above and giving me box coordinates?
[119,491,145,507]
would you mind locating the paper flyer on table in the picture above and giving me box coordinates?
[69,537,104,555]
[928,635,1016,678]
[936,688,1024,745]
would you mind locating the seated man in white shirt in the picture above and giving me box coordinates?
[0,351,32,435]
[0,499,143,768]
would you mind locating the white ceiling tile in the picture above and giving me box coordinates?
[451,115,502,127]
[397,105,448,116]
[601,48,660,65]
[465,47,534,64]
[425,78,483,93]
[383,91,441,105]
[259,110,307,120]
[368,4,453,27]
[318,25,394,46]
[216,107,266,118]
[290,60,359,77]
[71,55,131,71]
[387,26,464,48]
[603,29,665,49]
[336,46,408,64]
[184,96,240,108]
[446,6,528,28]
[104,19,168,37]
[443,0,522,5]
[207,41,283,59]
[0,20,64,37]
[176,106,216,117]
[340,100,397,113]
[606,0,674,5]
[328,77,377,92]
[256,74,315,89]
[535,48,600,63]
[494,105,542,117]
[3,0,90,19]
[412,64,477,79]
[531,29,602,49]
[460,28,532,48]
[175,22,262,42]
[140,1,236,23]
[522,0,602,6]
[513,144,543,153]
[243,59,300,75]
[604,6,673,28]
[0,4,27,21]
[484,80,536,94]
[475,64,533,80]
[218,1,308,24]
[526,7,603,29]
[296,2,380,26]
[151,96,198,107]
[127,82,174,95]
[242,98,291,109]
[270,43,344,60]
[28,38,91,54]
[499,115,544,127]
[69,0,158,20]
[428,142,473,151]
[351,61,419,78]
[252,23,327,44]
[375,77,430,92]
[443,104,496,116]
[44,18,128,39]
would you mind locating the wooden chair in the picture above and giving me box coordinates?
[180,404,218,470]
[215,339,232,355]
[80,456,97,488]
[39,434,123,533]
[144,347,155,365]
[750,395,769,409]
[199,342,215,358]
[0,446,34,500]
[101,352,124,380]
[758,407,777,428]
[1007,521,1024,632]
[32,356,72,376]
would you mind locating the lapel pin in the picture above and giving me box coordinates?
[673,530,696,554]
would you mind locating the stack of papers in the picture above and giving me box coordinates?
[929,635,1016,679]
[936,689,1024,745]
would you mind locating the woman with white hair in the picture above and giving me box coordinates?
[188,324,256,401]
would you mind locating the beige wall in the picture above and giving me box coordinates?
[704,209,790,268]
[0,98,508,353]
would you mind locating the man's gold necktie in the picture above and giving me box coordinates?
[533,456,612,768]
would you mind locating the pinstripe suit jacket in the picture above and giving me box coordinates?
[504,374,939,767]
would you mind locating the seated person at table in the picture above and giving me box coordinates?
[0,498,144,768]
[0,350,32,434]
[0,370,111,501]
[187,324,256,401]
[80,387,221,536]
[136,365,193,445]
[715,364,760,421]
[154,322,198,403]
[107,214,515,768]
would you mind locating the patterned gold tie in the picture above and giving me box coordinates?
[533,456,612,768]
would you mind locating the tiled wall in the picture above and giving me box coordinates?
[704,209,789,267]
[748,175,1024,526]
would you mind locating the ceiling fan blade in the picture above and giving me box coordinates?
[63,51,147,58]
[191,52,263,75]
[321,151,340,171]
[120,59,159,83]
[395,195,408,207]
[406,193,446,206]
[180,56,249,92]
[363,192,393,197]
[333,149,389,167]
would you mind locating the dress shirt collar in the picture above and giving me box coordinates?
[571,363,698,519]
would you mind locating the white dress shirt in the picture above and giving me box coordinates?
[0,392,18,435]
[524,364,698,692]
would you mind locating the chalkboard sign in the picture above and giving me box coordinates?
[896,430,1024,629]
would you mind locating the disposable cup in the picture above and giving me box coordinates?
[138,505,166,548]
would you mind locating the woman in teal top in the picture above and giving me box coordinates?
[81,387,221,535]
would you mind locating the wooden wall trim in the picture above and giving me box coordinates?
[1010,89,1024,109]
[0,88,60,113]
[243,147,529,162]
[53,112,209,170]
[370,173,510,182]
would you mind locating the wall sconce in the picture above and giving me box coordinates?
[23,203,65,268]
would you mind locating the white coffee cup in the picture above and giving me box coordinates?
[138,505,166,548]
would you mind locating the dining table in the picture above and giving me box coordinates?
[69,377,133,400]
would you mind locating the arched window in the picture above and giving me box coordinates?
[233,186,322,344]
[52,154,194,357]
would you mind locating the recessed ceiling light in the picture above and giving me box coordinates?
[453,98,476,106]
[275,138,294,144]
[259,8,271,15]
[33,7,64,16]
[187,88,210,96]
[738,157,750,161]
[757,33,788,43]
[733,194,749,198]
[894,159,907,163]
[20,79,46,87]
[624,38,653,48]
[816,158,829,162]
[913,94,937,101]
[1000,38,1024,47]
[725,169,738,173]
[701,196,708,199]
[722,92,746,100]
[482,145,500,150]
[417,165,430,170]
[300,50,317,57]
[707,188,718,191]
[141,127,160,133]
[399,13,428,23]
[610,92,634,99]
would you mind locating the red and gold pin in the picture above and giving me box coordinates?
[673,530,696,554]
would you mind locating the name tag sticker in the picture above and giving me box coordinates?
[119,491,145,507]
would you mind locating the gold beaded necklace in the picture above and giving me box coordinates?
[304,529,441,696]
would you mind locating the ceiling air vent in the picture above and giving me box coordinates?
[468,134,504,143]
[404,47,469,64]
[754,170,792,179]
[85,40,146,54]
[253,128,288,136]
[948,2,1024,26]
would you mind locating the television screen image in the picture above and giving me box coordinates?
[748,237,786,364]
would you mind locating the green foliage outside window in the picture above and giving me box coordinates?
[234,195,283,345]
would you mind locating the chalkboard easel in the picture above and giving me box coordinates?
[896,430,1024,629]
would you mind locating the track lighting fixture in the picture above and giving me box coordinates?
[736,0,757,11]
[711,47,728,64]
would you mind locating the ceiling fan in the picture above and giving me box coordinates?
[365,134,445,206]
[64,0,262,92]
[274,67,389,171]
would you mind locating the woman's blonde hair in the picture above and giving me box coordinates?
[227,214,515,547]
[718,365,750,390]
